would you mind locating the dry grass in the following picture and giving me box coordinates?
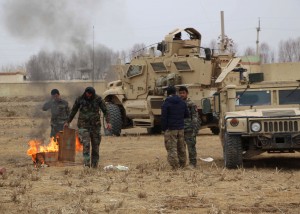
[63,168,71,176]
[10,190,20,203]
[30,173,40,181]
[104,199,124,213]
[85,188,94,195]
[9,179,21,187]
[0,103,300,213]
[187,189,198,197]
[137,191,147,199]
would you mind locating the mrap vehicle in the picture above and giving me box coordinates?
[103,28,237,136]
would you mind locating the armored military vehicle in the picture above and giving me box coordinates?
[212,61,300,168]
[103,28,237,136]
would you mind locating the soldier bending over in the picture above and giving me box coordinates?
[65,87,111,168]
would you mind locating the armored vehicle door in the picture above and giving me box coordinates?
[124,61,147,99]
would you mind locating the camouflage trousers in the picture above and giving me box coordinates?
[78,126,101,168]
[164,129,186,169]
[50,123,64,139]
[184,129,197,166]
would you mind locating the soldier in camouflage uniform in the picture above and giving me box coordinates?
[65,87,111,168]
[161,86,189,170]
[179,86,200,167]
[42,89,69,139]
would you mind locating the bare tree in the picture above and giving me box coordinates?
[26,54,45,80]
[1,64,25,73]
[278,39,293,62]
[278,37,300,62]
[93,44,117,80]
[293,38,300,62]
[118,50,128,64]
[243,47,256,56]
[129,43,147,60]
[26,44,119,81]
[260,42,274,63]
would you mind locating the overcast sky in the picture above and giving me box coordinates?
[0,0,300,67]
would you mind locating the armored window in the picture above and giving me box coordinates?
[236,90,271,106]
[174,61,191,71]
[279,89,300,104]
[150,62,167,72]
[127,65,143,78]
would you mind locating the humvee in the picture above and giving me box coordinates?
[212,61,300,168]
[103,28,237,136]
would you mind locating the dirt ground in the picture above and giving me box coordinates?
[0,97,300,214]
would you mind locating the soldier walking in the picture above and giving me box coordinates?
[179,86,200,168]
[161,86,189,170]
[65,87,111,168]
[42,89,69,139]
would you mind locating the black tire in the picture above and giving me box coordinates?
[147,125,162,135]
[104,103,122,136]
[223,134,243,169]
[210,127,220,135]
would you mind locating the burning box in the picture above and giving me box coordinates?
[36,152,59,165]
[27,127,82,166]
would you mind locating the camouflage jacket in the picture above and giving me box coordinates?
[42,99,69,125]
[184,98,200,131]
[67,94,109,128]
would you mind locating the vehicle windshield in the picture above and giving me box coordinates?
[127,65,143,78]
[236,90,271,106]
[279,89,300,104]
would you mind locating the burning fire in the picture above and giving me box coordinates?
[27,133,82,164]
[75,133,83,152]
[27,137,59,162]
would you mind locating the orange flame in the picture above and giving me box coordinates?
[75,133,83,152]
[27,132,82,164]
[27,137,59,161]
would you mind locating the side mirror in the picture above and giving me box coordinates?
[213,92,220,115]
[201,98,212,114]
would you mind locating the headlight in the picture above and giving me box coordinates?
[251,122,261,132]
[229,118,239,127]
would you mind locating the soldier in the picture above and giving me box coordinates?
[173,32,182,40]
[42,89,69,139]
[64,87,111,168]
[161,86,189,170]
[179,86,200,168]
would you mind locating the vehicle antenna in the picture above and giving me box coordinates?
[256,18,261,56]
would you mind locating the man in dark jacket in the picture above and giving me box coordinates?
[42,89,69,139]
[161,86,189,170]
[65,87,111,168]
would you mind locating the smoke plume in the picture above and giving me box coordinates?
[2,0,100,50]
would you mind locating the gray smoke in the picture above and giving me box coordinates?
[2,0,100,50]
